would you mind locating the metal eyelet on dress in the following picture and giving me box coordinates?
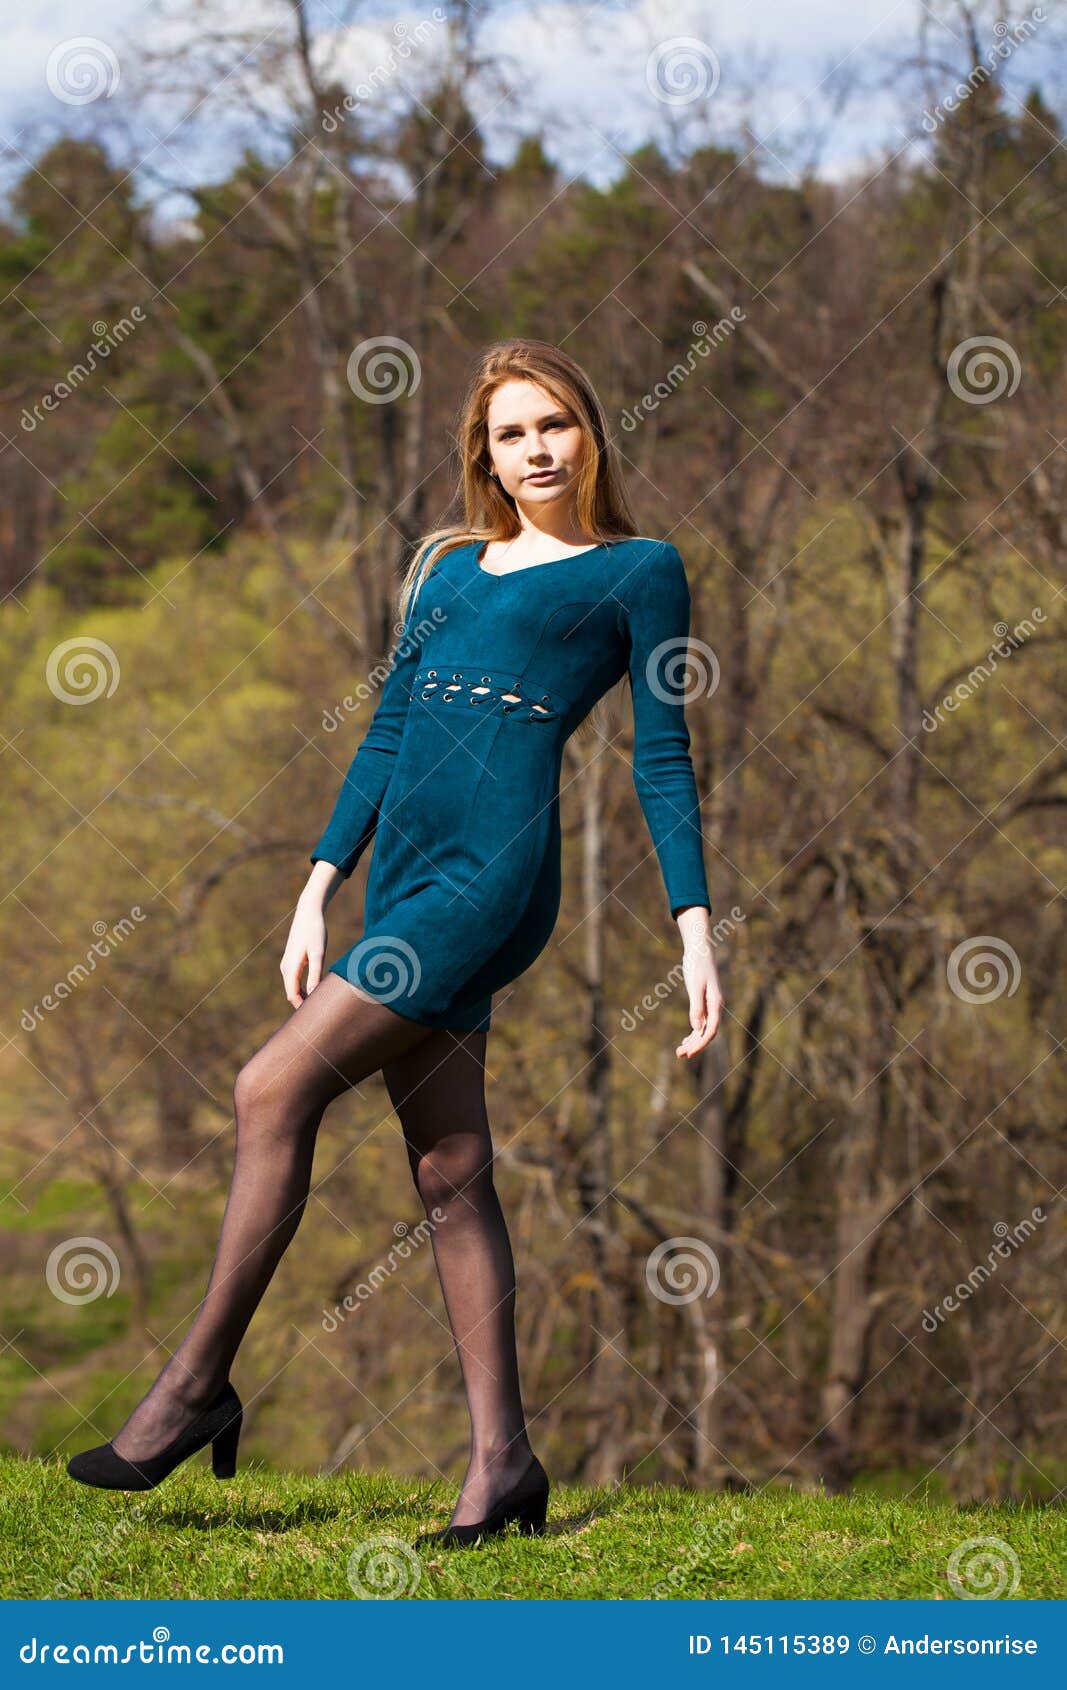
[452,672,462,680]
[481,675,491,683]
[427,670,437,677]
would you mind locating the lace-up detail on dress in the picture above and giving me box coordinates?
[414,665,563,722]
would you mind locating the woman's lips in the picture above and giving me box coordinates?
[525,470,559,482]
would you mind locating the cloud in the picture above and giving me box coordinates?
[0,0,1057,201]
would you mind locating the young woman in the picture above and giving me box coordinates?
[66,339,724,1546]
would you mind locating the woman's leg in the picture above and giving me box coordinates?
[109,974,435,1462]
[382,1029,536,1525]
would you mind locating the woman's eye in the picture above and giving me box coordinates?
[497,420,569,439]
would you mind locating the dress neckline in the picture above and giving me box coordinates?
[473,539,612,579]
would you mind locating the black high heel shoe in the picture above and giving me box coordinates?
[66,1381,243,1491]
[415,1452,550,1549]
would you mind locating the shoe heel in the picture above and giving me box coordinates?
[211,1408,242,1479]
[515,1487,548,1534]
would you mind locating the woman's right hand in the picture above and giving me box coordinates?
[280,895,328,1008]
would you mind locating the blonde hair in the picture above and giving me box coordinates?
[397,338,640,624]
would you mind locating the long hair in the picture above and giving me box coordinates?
[397,338,640,624]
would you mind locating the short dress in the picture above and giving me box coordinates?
[309,536,712,1033]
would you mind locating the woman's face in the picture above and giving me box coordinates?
[483,379,588,510]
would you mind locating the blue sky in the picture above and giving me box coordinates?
[2,0,1061,219]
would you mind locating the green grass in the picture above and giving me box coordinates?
[1,1456,1063,1600]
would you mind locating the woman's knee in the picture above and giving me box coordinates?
[410,1135,495,1214]
[233,1050,307,1143]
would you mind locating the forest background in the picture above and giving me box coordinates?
[0,0,1063,1503]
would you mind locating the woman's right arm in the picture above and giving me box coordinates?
[282,586,428,1005]
[307,594,428,881]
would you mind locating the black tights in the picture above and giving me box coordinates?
[108,975,534,1524]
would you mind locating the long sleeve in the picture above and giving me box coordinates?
[620,542,712,918]
[309,591,425,878]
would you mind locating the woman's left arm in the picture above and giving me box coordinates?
[675,904,723,1058]
[622,542,723,1058]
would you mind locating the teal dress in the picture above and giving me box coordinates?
[309,537,711,1033]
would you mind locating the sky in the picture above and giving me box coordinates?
[1,0,1061,217]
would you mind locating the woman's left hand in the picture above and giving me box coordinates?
[674,908,724,1059]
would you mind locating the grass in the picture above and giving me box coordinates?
[1,1455,1063,1600]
